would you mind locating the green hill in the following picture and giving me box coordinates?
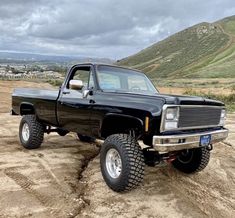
[118,15,235,79]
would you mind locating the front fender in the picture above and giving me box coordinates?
[100,113,145,138]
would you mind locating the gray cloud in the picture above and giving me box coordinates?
[0,0,234,59]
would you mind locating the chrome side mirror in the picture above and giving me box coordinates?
[69,80,84,90]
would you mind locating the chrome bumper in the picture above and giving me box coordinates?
[152,129,229,152]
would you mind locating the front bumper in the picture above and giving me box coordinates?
[152,129,229,152]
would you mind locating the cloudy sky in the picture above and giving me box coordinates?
[0,0,234,59]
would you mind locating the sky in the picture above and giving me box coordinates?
[0,0,235,59]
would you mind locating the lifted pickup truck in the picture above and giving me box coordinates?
[12,63,229,192]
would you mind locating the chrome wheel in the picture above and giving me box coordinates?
[22,123,30,142]
[106,148,122,179]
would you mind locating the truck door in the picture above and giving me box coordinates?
[57,65,95,135]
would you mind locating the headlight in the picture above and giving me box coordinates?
[164,107,179,131]
[219,109,226,126]
[166,108,179,120]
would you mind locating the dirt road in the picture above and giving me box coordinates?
[0,81,234,218]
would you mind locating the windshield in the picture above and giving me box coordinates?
[97,65,158,94]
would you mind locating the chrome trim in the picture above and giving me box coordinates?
[160,104,225,133]
[82,89,90,98]
[153,129,228,152]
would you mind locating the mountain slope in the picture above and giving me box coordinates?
[118,15,235,79]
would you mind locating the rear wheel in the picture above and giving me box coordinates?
[100,134,145,192]
[19,115,44,149]
[172,147,210,173]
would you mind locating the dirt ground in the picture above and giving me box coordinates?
[0,81,234,218]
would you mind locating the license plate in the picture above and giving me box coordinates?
[200,135,211,146]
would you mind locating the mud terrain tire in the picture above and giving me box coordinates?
[100,134,145,192]
[172,147,210,173]
[19,115,44,149]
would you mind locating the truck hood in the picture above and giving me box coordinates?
[155,93,224,106]
[103,91,224,106]
[98,91,224,117]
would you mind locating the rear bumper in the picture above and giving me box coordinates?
[152,129,229,152]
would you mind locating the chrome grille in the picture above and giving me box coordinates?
[178,106,221,128]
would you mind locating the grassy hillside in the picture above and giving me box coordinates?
[118,15,235,79]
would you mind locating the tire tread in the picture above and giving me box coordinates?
[172,147,210,174]
[100,134,145,192]
[19,115,44,149]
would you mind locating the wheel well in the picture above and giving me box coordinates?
[20,104,35,115]
[101,115,143,138]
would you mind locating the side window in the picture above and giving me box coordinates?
[98,72,121,89]
[128,76,148,91]
[67,66,94,91]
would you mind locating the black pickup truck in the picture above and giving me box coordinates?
[12,63,228,192]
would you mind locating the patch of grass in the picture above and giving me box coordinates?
[231,85,235,93]
[154,78,235,89]
[46,79,63,87]
[209,43,235,65]
[223,18,235,35]
[183,88,235,112]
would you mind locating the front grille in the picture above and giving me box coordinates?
[178,107,221,128]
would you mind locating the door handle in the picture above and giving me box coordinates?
[62,91,70,95]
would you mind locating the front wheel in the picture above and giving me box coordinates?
[19,115,44,149]
[100,134,145,192]
[172,147,210,174]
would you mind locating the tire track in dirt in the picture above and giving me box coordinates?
[4,168,62,217]
[161,166,235,217]
[3,146,102,218]
[31,152,67,192]
[4,165,90,218]
[0,133,99,217]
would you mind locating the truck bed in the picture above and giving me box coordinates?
[12,88,59,125]
[12,88,59,99]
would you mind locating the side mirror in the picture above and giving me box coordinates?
[69,80,84,90]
